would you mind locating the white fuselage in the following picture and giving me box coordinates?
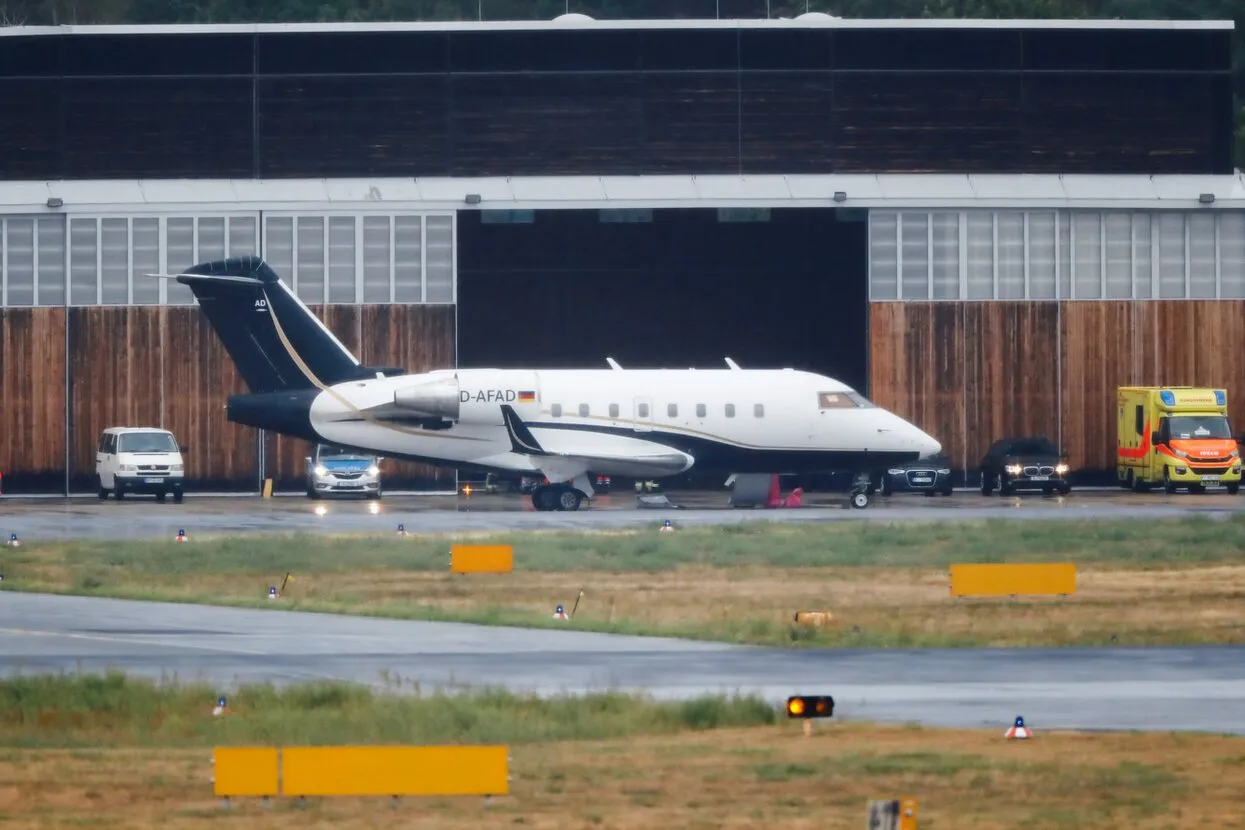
[301,366,941,480]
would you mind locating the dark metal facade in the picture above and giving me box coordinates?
[0,23,1232,180]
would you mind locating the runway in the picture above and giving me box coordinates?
[1,592,1242,734]
[3,488,1245,541]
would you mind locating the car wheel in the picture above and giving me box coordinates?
[940,486,953,497]
[1228,483,1240,495]
[880,480,893,497]
[1164,469,1177,494]
[980,473,993,496]
[97,477,108,500]
[1059,483,1071,496]
[999,475,1013,496]
[172,490,184,504]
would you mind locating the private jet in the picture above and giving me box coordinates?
[163,257,942,511]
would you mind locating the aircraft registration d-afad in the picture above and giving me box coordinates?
[150,257,941,512]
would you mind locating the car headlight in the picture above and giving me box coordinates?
[1232,449,1240,458]
[938,468,951,475]
[1005,464,1021,474]
[314,465,328,477]
[1174,449,1188,458]
[171,464,183,472]
[119,464,136,472]
[887,469,903,475]
[1055,463,1069,474]
[367,465,380,476]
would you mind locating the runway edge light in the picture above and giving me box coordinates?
[786,695,834,718]
[1005,715,1032,740]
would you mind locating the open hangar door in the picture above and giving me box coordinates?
[456,206,868,491]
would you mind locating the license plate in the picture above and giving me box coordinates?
[912,477,932,483]
[1201,476,1220,483]
[144,477,162,484]
[1030,475,1049,481]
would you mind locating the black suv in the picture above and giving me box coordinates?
[979,436,1071,496]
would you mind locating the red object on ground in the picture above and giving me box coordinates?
[784,487,804,508]
[767,474,782,508]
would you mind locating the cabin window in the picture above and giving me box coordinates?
[667,403,678,417]
[725,404,736,418]
[579,403,589,417]
[696,403,706,417]
[551,404,562,417]
[754,403,764,417]
[638,402,650,418]
[818,392,857,409]
[1135,405,1144,436]
[609,403,619,418]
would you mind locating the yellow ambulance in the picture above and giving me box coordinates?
[1117,387,1241,494]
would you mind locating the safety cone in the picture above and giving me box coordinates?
[175,529,188,543]
[659,519,674,532]
[1005,715,1032,740]
[212,696,227,717]
[396,523,408,537]
[6,533,20,547]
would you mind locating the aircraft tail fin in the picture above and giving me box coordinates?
[169,257,402,394]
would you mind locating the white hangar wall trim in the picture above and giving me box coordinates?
[868,209,1245,302]
[0,211,457,308]
[4,173,1245,308]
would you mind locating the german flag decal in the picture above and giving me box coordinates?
[518,391,536,402]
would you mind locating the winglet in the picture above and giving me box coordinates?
[725,357,741,370]
[500,405,547,456]
[606,357,623,370]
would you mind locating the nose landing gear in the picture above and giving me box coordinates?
[848,471,873,509]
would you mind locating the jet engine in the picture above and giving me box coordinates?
[393,377,460,421]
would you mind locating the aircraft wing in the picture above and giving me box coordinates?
[500,405,693,479]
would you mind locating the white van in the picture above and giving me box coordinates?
[95,427,186,502]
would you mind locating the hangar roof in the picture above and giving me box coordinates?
[0,17,1232,36]
[3,174,1244,213]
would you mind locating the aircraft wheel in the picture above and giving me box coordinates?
[531,487,556,511]
[556,488,583,512]
[849,489,870,510]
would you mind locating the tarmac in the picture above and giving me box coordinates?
[0,592,1241,734]
[1,488,1243,734]
[3,487,1245,540]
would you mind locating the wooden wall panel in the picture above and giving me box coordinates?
[66,308,163,488]
[0,308,66,493]
[875,299,1245,481]
[161,307,257,489]
[867,303,967,476]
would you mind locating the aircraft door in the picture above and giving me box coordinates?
[632,397,653,432]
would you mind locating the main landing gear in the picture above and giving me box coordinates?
[531,484,586,512]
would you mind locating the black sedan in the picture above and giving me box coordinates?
[979,436,1072,496]
[877,459,954,497]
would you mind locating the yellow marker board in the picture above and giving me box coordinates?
[451,544,514,574]
[281,745,509,797]
[213,747,279,797]
[949,563,1076,597]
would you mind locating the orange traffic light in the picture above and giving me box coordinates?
[786,695,834,719]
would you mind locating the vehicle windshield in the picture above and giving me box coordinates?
[117,431,178,453]
[1165,415,1232,440]
[1002,438,1057,456]
[316,444,376,461]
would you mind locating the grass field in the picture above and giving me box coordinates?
[0,675,1242,830]
[2,517,1244,647]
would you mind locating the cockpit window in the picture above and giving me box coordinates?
[818,391,875,409]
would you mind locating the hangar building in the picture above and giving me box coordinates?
[0,14,1240,494]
